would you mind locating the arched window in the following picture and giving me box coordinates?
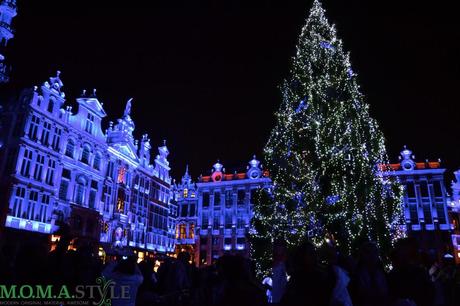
[47,98,54,113]
[81,145,91,164]
[65,139,75,158]
[93,153,101,170]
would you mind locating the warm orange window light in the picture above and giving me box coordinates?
[118,167,126,184]
[183,188,188,198]
[179,224,187,239]
[189,223,195,239]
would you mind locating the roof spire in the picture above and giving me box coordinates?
[124,98,133,117]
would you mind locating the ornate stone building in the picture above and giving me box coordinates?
[0,0,17,83]
[174,157,271,266]
[0,72,176,256]
[382,146,451,253]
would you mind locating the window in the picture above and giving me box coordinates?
[81,145,91,164]
[93,153,101,170]
[118,167,126,184]
[179,224,186,239]
[20,149,33,177]
[189,223,195,239]
[62,168,71,179]
[433,181,443,197]
[33,154,45,181]
[224,237,231,245]
[183,188,188,198]
[88,180,98,210]
[237,237,245,245]
[41,122,51,146]
[237,189,246,205]
[117,189,125,213]
[106,161,114,179]
[89,190,96,209]
[11,187,25,218]
[39,194,50,223]
[59,180,69,201]
[250,188,258,204]
[65,139,75,158]
[27,191,39,220]
[409,203,418,224]
[45,159,56,185]
[189,204,196,216]
[181,204,188,217]
[422,202,432,224]
[213,216,220,229]
[237,216,245,229]
[225,190,233,207]
[103,185,112,213]
[75,176,87,206]
[202,192,210,207]
[436,203,446,224]
[419,181,429,198]
[405,182,415,198]
[51,127,61,151]
[202,214,209,227]
[47,98,54,113]
[28,115,40,140]
[85,113,94,134]
[214,192,221,206]
[225,213,232,229]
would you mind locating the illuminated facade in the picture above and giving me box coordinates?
[383,147,451,252]
[173,166,198,257]
[448,171,460,263]
[0,72,176,254]
[174,157,271,266]
[0,0,16,83]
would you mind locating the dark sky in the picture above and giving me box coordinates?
[4,0,460,181]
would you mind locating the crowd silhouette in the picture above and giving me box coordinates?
[1,235,459,306]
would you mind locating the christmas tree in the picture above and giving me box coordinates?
[251,0,403,277]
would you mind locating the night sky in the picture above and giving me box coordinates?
[4,0,460,181]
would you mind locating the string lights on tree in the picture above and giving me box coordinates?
[250,0,404,278]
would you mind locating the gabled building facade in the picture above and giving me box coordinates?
[0,72,176,255]
[382,147,451,253]
[174,157,271,266]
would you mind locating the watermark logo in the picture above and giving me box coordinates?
[0,277,131,306]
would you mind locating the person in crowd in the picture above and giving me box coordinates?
[388,238,435,306]
[272,239,288,304]
[102,254,143,306]
[281,241,336,306]
[349,242,389,306]
[262,275,273,303]
[136,259,161,306]
[74,241,103,285]
[319,244,353,306]
[213,254,266,306]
